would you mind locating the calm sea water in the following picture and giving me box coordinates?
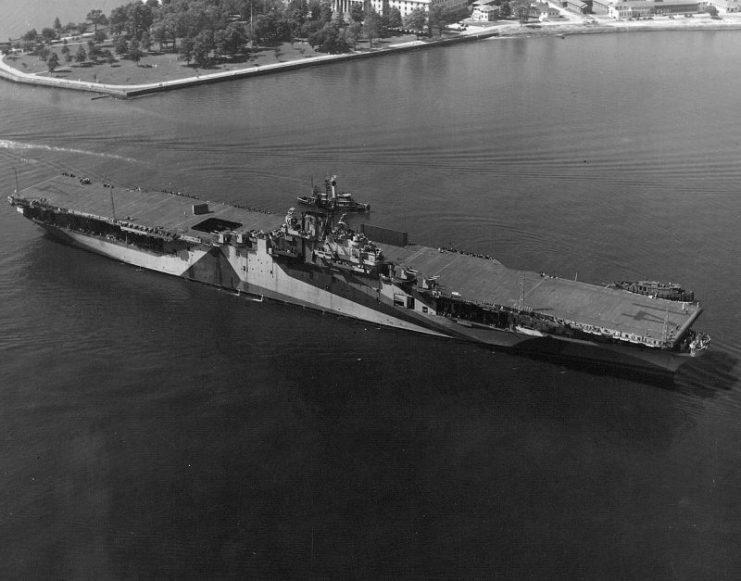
[1,27,741,579]
[0,0,123,41]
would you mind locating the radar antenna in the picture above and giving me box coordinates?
[517,272,526,311]
[662,303,670,344]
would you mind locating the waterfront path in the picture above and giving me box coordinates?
[0,28,503,99]
[3,13,741,99]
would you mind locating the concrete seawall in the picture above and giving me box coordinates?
[0,30,501,99]
[0,60,126,97]
[6,16,741,98]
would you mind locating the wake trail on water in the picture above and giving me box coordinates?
[0,139,140,164]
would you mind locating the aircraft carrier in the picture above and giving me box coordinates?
[8,173,710,374]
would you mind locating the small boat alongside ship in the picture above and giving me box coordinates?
[297,175,370,213]
[8,172,710,375]
[609,280,695,302]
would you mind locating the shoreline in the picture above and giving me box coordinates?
[3,14,741,99]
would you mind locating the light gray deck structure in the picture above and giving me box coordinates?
[18,174,282,238]
[17,174,702,346]
[379,244,701,344]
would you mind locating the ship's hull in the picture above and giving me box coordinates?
[40,222,691,375]
[42,224,446,338]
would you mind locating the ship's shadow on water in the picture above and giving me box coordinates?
[528,349,739,395]
[511,352,675,389]
[510,342,739,395]
[29,232,740,398]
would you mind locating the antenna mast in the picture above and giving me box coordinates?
[109,186,117,222]
[662,303,670,345]
[518,272,525,311]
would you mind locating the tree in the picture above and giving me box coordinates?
[151,21,169,51]
[93,29,107,44]
[47,52,59,74]
[180,36,195,64]
[53,17,62,30]
[252,10,292,44]
[309,0,323,21]
[378,11,390,38]
[428,4,444,36]
[319,1,333,23]
[308,22,350,53]
[75,45,87,62]
[275,18,294,43]
[109,5,128,35]
[23,29,38,42]
[513,0,530,23]
[223,21,247,56]
[38,46,50,62]
[348,21,363,45]
[388,7,402,29]
[499,1,512,19]
[214,29,227,57]
[192,30,213,66]
[251,12,273,44]
[126,2,154,39]
[350,3,365,23]
[286,0,309,35]
[403,9,426,38]
[364,10,379,48]
[87,39,101,60]
[140,31,151,52]
[110,2,153,40]
[114,35,129,56]
[87,9,104,33]
[162,12,179,50]
[129,38,143,63]
[41,27,57,43]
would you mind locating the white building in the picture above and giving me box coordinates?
[333,0,466,18]
[606,0,700,18]
[472,3,501,21]
[708,0,741,11]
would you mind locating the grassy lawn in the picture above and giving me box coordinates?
[4,33,422,86]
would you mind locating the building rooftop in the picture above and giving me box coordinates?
[615,0,699,5]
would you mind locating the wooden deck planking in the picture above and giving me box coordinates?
[20,175,699,341]
[24,175,282,236]
[380,243,699,340]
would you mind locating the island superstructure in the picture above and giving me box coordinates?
[8,173,709,374]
